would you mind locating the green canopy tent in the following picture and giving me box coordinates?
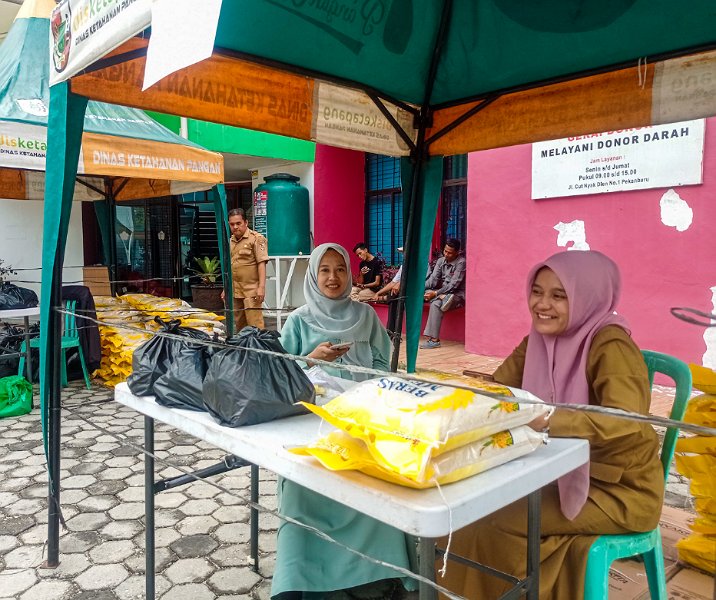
[44,0,716,578]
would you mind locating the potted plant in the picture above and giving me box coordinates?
[0,259,16,284]
[189,256,225,312]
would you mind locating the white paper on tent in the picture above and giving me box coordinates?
[143,0,222,91]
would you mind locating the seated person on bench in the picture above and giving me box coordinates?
[420,238,465,349]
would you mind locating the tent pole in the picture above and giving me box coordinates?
[42,82,88,567]
[211,185,234,337]
[391,0,454,373]
[106,179,118,296]
[46,258,63,567]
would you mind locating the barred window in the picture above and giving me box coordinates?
[365,154,403,266]
[364,153,467,264]
[441,154,467,246]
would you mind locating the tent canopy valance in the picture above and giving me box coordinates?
[54,1,716,158]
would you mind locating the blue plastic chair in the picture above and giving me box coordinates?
[583,350,692,600]
[17,299,91,390]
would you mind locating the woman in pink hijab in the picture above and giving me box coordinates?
[441,250,664,599]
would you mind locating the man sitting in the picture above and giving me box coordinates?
[420,238,466,349]
[351,242,383,301]
[374,247,403,301]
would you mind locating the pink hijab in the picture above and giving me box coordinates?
[522,250,629,520]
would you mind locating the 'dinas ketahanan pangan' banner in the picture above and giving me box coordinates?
[531,119,705,199]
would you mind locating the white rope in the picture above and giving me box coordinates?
[60,307,716,439]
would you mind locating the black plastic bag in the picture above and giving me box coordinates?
[0,324,38,380]
[0,283,38,310]
[203,326,315,426]
[127,318,209,397]
[0,324,22,378]
[154,341,212,411]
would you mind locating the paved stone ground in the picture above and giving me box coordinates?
[0,380,695,599]
[0,381,279,599]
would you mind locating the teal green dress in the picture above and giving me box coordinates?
[271,305,416,598]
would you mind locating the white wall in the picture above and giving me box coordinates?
[0,199,84,296]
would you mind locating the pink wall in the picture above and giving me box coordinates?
[466,119,716,366]
[312,144,365,274]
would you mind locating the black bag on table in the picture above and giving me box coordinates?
[154,340,213,411]
[203,326,315,427]
[127,318,210,397]
[0,283,38,310]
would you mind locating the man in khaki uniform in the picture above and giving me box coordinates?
[225,208,268,331]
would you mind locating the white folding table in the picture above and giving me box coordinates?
[114,382,589,600]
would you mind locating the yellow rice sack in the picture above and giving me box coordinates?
[301,376,549,484]
[676,534,716,574]
[675,454,716,497]
[94,295,124,307]
[682,394,716,428]
[689,363,716,395]
[293,426,546,488]
[691,517,716,536]
[676,435,716,455]
[695,497,716,517]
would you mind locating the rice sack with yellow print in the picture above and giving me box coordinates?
[672,363,716,574]
[296,376,549,486]
[294,426,546,488]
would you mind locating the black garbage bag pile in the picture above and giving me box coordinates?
[154,336,215,412]
[0,323,39,380]
[128,323,315,425]
[0,324,25,378]
[203,327,315,426]
[0,283,38,310]
[127,318,211,411]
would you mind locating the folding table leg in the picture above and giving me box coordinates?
[144,416,156,600]
[24,316,33,408]
[418,537,437,600]
[250,464,259,572]
[526,490,542,600]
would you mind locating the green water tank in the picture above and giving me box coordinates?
[253,173,310,255]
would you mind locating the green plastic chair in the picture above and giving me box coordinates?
[17,299,91,390]
[583,350,692,600]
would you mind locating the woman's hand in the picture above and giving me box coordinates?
[307,341,350,363]
[527,413,550,433]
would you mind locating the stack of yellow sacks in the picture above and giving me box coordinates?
[120,293,225,337]
[674,364,716,574]
[293,375,550,488]
[92,294,225,387]
[93,296,152,386]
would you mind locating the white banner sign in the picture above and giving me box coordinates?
[49,0,151,86]
[531,119,705,199]
[0,121,85,173]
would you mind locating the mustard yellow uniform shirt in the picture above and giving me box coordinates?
[230,229,269,298]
